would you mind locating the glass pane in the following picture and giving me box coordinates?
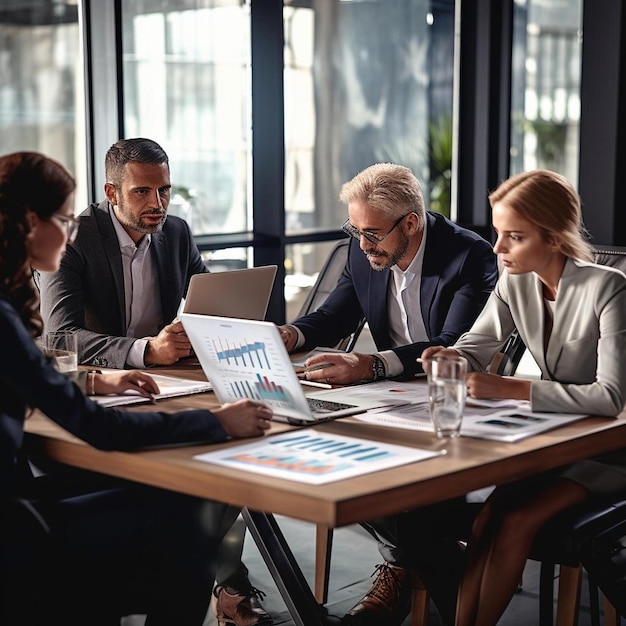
[0,0,87,208]
[510,0,582,183]
[284,0,456,236]
[121,0,250,236]
[201,247,250,272]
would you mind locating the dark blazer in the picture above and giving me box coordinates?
[39,201,207,368]
[0,297,227,498]
[293,212,498,377]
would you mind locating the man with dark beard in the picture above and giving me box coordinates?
[38,138,275,626]
[278,163,497,626]
[279,162,497,386]
[39,137,207,370]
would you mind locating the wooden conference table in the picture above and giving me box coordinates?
[23,361,626,626]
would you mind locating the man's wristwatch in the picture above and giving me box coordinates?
[371,355,386,381]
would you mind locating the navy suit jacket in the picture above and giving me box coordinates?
[293,212,498,377]
[39,201,207,368]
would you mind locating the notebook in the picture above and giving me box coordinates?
[182,266,278,320]
[179,313,382,425]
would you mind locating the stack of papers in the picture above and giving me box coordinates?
[92,373,212,408]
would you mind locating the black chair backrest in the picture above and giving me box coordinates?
[593,245,626,275]
[296,239,365,351]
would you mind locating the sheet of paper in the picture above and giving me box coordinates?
[356,401,590,442]
[193,429,442,484]
[93,373,212,408]
[307,380,429,409]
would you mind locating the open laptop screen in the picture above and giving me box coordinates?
[180,313,367,424]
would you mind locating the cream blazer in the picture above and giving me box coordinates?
[453,258,626,416]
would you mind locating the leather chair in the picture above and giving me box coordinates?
[530,499,626,626]
[295,238,366,352]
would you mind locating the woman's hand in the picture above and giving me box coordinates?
[93,371,160,398]
[214,399,273,438]
[466,372,531,401]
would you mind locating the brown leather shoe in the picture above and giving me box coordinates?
[213,584,274,626]
[342,563,411,625]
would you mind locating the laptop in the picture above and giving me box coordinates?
[180,313,378,425]
[182,266,278,320]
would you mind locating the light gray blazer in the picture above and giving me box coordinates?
[453,258,626,416]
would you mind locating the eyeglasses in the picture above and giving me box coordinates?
[53,214,80,243]
[342,212,415,245]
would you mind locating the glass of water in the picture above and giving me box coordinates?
[42,331,78,373]
[428,355,467,438]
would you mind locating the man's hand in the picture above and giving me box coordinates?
[145,320,192,366]
[214,399,273,438]
[301,352,376,385]
[419,346,460,374]
[277,324,298,352]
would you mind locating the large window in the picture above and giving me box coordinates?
[0,0,86,207]
[510,0,582,183]
[284,0,455,230]
[283,0,455,317]
[121,0,251,237]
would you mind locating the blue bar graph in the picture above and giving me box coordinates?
[214,338,271,369]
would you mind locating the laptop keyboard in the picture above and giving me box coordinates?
[306,397,356,414]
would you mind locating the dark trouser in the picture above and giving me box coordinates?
[22,484,239,626]
[361,498,481,626]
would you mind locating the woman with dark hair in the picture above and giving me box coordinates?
[422,169,626,625]
[0,151,273,624]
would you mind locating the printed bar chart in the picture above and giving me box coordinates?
[194,429,441,484]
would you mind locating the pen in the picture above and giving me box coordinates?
[302,362,333,373]
[299,379,333,389]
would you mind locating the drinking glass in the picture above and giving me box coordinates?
[42,331,78,373]
[428,355,467,438]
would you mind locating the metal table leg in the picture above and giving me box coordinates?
[242,508,340,626]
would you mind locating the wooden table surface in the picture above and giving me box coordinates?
[24,361,626,528]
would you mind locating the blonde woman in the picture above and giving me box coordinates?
[423,169,626,625]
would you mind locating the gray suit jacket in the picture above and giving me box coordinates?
[453,258,626,416]
[39,201,207,368]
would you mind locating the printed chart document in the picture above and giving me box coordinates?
[93,373,212,408]
[193,429,442,484]
[307,379,429,408]
[357,399,589,442]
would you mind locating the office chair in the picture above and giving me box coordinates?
[295,238,366,352]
